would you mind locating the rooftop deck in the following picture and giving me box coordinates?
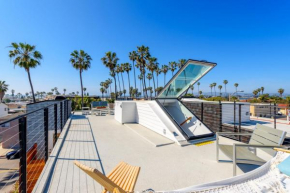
[34,112,269,192]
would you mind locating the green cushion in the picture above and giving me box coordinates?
[278,156,290,176]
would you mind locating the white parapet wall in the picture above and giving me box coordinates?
[115,101,186,143]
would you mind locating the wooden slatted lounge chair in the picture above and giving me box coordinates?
[74,161,140,193]
[216,123,286,176]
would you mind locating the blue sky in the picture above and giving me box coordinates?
[0,0,290,96]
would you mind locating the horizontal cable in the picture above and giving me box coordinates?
[0,123,20,135]
[26,143,46,165]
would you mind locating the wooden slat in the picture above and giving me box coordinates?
[128,167,140,192]
[121,166,135,191]
[108,162,126,179]
[119,166,134,189]
[115,164,131,186]
[256,124,284,136]
[110,163,128,182]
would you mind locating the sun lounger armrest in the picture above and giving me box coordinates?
[234,144,283,148]
[216,132,253,136]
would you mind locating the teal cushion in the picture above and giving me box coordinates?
[278,156,290,176]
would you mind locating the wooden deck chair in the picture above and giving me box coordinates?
[216,123,286,176]
[74,161,140,193]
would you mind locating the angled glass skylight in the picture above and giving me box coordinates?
[157,60,216,98]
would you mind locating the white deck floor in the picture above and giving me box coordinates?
[37,112,270,192]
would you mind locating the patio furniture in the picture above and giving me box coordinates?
[74,161,140,193]
[91,101,109,115]
[82,107,90,115]
[216,123,286,176]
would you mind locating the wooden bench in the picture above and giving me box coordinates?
[74,161,140,193]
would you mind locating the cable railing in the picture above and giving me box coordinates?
[0,99,72,193]
[182,100,290,145]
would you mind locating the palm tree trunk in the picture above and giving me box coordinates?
[113,75,117,100]
[27,69,36,103]
[121,72,125,94]
[156,73,159,88]
[142,70,148,99]
[127,72,131,97]
[152,73,156,97]
[80,70,84,108]
[133,60,137,90]
[117,73,121,94]
[164,74,166,86]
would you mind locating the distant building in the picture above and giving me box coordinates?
[0,103,9,118]
[250,103,289,117]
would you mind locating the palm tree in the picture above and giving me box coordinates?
[11,89,15,97]
[261,87,264,95]
[257,88,261,96]
[146,73,153,87]
[199,90,202,97]
[178,59,187,85]
[83,87,87,95]
[190,85,194,95]
[138,74,143,97]
[278,88,284,97]
[161,65,169,86]
[136,45,150,99]
[25,92,29,99]
[253,90,258,98]
[63,88,66,95]
[123,63,132,97]
[212,82,217,96]
[147,57,157,96]
[100,88,105,99]
[209,84,213,96]
[107,78,113,97]
[51,88,54,94]
[169,61,177,77]
[223,80,228,95]
[70,50,92,108]
[0,81,9,102]
[218,85,223,96]
[120,64,126,93]
[129,51,138,91]
[115,65,122,93]
[101,51,119,99]
[155,66,161,89]
[234,83,239,92]
[197,82,201,94]
[54,87,58,95]
[8,42,43,103]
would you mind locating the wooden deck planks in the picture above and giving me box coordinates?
[46,116,103,193]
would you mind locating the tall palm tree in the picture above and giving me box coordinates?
[11,89,15,97]
[115,65,122,93]
[199,90,202,97]
[169,61,177,77]
[147,57,157,96]
[155,66,161,89]
[197,82,201,94]
[70,50,92,108]
[223,80,228,95]
[218,85,223,96]
[129,51,138,91]
[253,90,258,98]
[123,63,132,97]
[209,84,213,96]
[83,87,87,95]
[261,87,264,95]
[190,85,194,95]
[100,87,105,99]
[146,73,152,87]
[63,88,66,95]
[54,87,58,95]
[107,78,113,97]
[120,64,125,93]
[101,51,119,99]
[161,65,169,86]
[234,83,239,92]
[136,45,150,99]
[0,81,9,102]
[178,59,187,85]
[212,82,217,96]
[138,74,143,98]
[8,42,43,103]
[257,88,261,96]
[278,88,284,97]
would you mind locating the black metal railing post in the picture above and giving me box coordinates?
[274,103,276,129]
[270,102,272,117]
[67,100,69,119]
[219,101,222,132]
[234,101,236,132]
[19,116,27,193]
[64,100,67,123]
[239,104,242,141]
[201,102,204,122]
[44,108,49,162]
[60,102,63,131]
[54,104,58,145]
